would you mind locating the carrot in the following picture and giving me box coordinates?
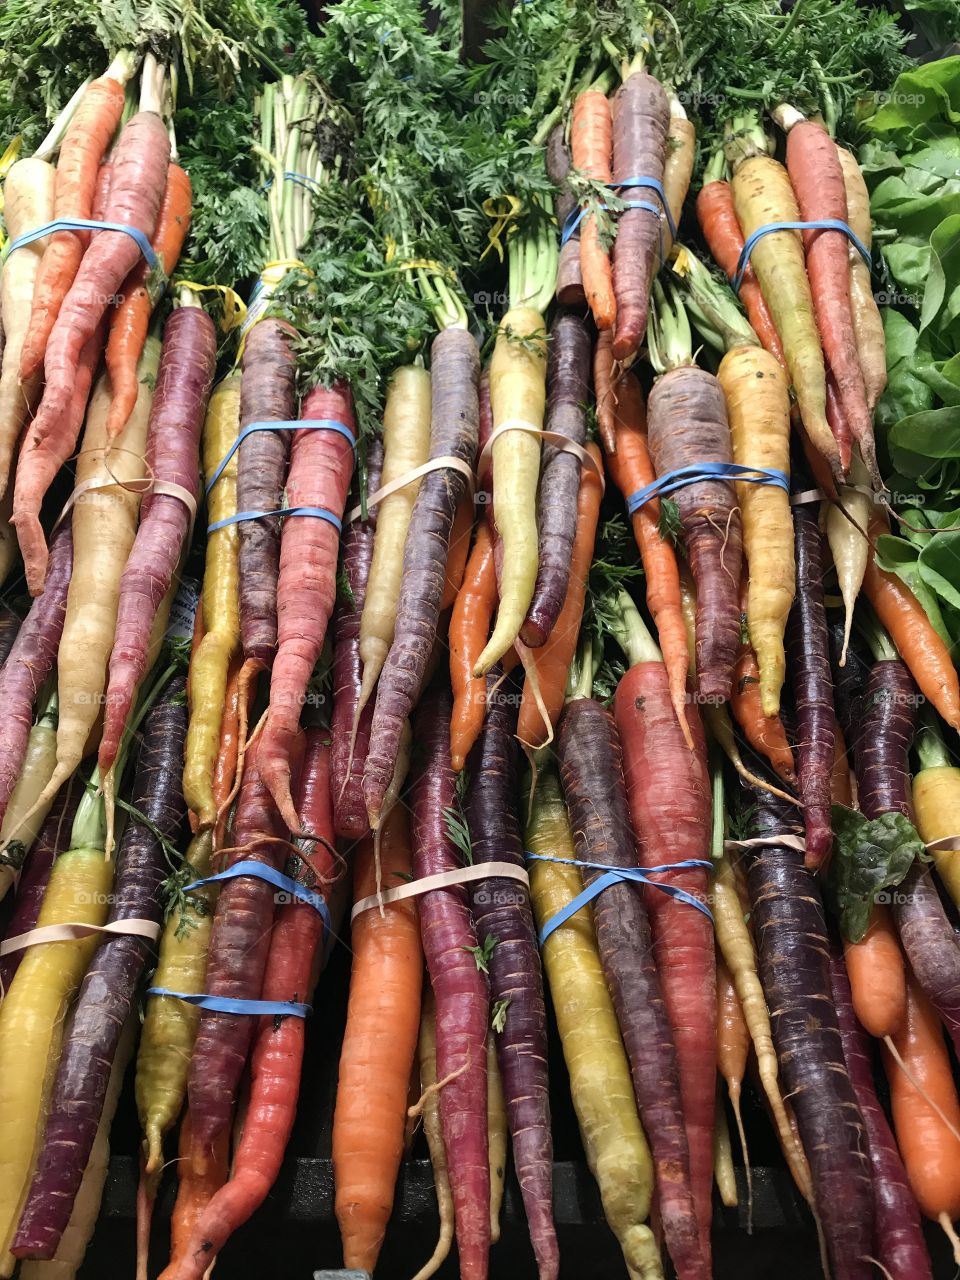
[525,766,662,1280]
[843,907,907,1040]
[730,622,797,786]
[557,688,707,1280]
[440,489,474,611]
[826,455,872,666]
[914,717,960,909]
[356,365,432,725]
[18,56,134,382]
[883,977,960,1250]
[717,346,793,715]
[773,109,877,482]
[182,374,242,828]
[363,327,480,827]
[862,512,960,732]
[100,299,216,781]
[104,162,193,441]
[609,595,716,1265]
[166,1114,229,1279]
[259,383,356,831]
[474,307,547,676]
[412,987,455,1280]
[333,812,422,1272]
[547,125,584,307]
[450,522,496,771]
[836,145,886,413]
[0,157,55,497]
[661,96,695,265]
[166,731,334,1280]
[713,1099,737,1209]
[331,439,383,839]
[610,68,670,361]
[571,89,616,331]
[516,443,603,750]
[716,957,751,1215]
[724,114,839,477]
[604,371,691,746]
[13,678,187,1260]
[410,683,490,1280]
[16,63,171,572]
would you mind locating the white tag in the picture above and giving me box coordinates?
[166,577,201,641]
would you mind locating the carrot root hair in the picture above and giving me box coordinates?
[883,1034,960,1144]
[938,1213,960,1264]
[407,1059,470,1121]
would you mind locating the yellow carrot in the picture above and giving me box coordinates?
[718,346,794,715]
[475,305,547,676]
[487,1034,507,1244]
[713,1097,738,1208]
[913,722,960,910]
[0,691,59,905]
[412,987,455,1280]
[825,455,871,667]
[0,488,17,587]
[661,97,696,265]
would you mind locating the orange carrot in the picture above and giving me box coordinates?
[844,908,907,1040]
[729,578,796,784]
[333,813,423,1272]
[603,370,691,748]
[19,57,132,381]
[211,657,246,851]
[104,162,193,441]
[863,513,960,732]
[167,1112,229,1275]
[571,90,616,332]
[450,522,497,771]
[716,957,751,1214]
[516,443,602,749]
[592,327,619,455]
[441,493,474,612]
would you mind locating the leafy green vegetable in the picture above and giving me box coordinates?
[827,805,925,942]
[491,997,511,1034]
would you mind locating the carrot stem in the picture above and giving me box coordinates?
[605,588,662,666]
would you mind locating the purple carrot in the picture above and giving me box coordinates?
[827,613,869,743]
[520,313,590,649]
[237,317,297,672]
[363,327,480,827]
[99,304,216,776]
[0,521,72,827]
[611,70,670,361]
[186,731,302,1154]
[557,696,706,1280]
[0,604,21,668]
[0,786,79,992]
[13,675,187,1259]
[647,365,742,703]
[547,125,584,307]
[411,681,490,1280]
[735,772,875,1280]
[786,501,835,870]
[854,658,960,1053]
[330,437,383,840]
[827,937,933,1279]
[465,671,556,1280]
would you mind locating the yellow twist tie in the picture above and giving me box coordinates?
[178,281,247,333]
[481,194,522,263]
[0,135,23,250]
[671,246,692,278]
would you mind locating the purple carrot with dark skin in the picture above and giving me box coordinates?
[363,327,480,828]
[734,772,875,1279]
[0,786,78,992]
[827,936,934,1279]
[0,606,20,668]
[0,522,71,826]
[611,68,670,361]
[547,125,584,307]
[236,317,297,685]
[100,303,216,776]
[786,502,835,870]
[827,615,869,746]
[647,362,742,704]
[853,658,960,1053]
[411,682,490,1280]
[186,731,304,1157]
[12,676,187,1259]
[520,313,590,649]
[331,437,383,840]
[557,694,707,1280]
[465,671,557,1279]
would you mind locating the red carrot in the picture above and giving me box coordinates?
[260,384,356,832]
[411,682,490,1280]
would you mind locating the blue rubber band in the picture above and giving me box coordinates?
[525,854,713,945]
[560,176,676,247]
[207,504,342,535]
[205,419,355,495]
[182,859,331,936]
[260,171,325,194]
[146,987,310,1018]
[626,462,789,515]
[732,219,872,293]
[2,217,158,271]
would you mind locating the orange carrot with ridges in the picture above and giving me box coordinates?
[450,522,497,771]
[571,90,616,332]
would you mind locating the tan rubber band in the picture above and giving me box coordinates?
[724,834,806,854]
[55,476,198,539]
[790,484,872,507]
[351,860,529,922]
[0,917,161,957]
[477,419,605,492]
[346,455,475,524]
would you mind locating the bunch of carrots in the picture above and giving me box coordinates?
[1,2,960,1279]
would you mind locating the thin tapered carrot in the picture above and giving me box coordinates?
[730,632,797,785]
[450,522,497,771]
[571,90,616,332]
[104,163,192,441]
[603,370,691,748]
[716,957,752,1221]
[862,513,960,732]
[441,492,475,612]
[516,443,603,749]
